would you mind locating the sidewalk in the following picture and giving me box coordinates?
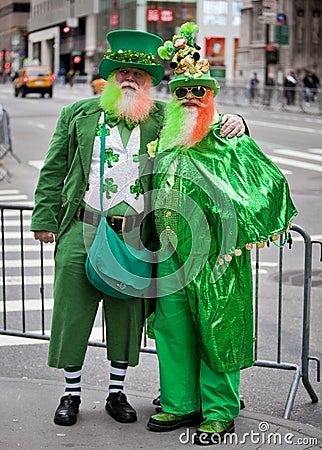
[1,376,321,450]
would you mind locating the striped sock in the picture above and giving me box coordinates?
[64,365,82,397]
[108,360,128,394]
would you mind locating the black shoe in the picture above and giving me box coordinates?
[152,393,160,406]
[105,391,137,423]
[152,393,162,413]
[54,394,81,426]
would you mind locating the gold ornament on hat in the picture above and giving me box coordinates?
[176,55,210,79]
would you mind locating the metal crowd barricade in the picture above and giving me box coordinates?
[0,106,21,181]
[0,204,320,419]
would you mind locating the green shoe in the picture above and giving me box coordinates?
[147,411,201,432]
[194,420,235,445]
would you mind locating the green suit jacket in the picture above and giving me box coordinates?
[31,97,166,246]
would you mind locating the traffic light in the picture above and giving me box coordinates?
[62,26,71,34]
[73,55,82,64]
[265,45,278,64]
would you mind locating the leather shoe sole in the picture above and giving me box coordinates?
[147,412,201,432]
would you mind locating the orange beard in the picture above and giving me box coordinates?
[185,90,215,147]
[159,90,216,150]
[100,75,154,123]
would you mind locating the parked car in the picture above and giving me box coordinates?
[91,77,108,95]
[13,66,55,98]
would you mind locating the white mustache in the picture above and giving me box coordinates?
[121,81,138,90]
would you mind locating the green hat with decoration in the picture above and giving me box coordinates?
[99,29,164,86]
[157,22,220,96]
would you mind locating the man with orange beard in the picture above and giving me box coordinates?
[30,28,247,428]
[147,23,297,445]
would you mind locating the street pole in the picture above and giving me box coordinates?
[265,23,270,86]
[136,0,147,31]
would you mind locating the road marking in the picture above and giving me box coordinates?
[29,160,43,170]
[1,231,37,239]
[308,148,322,154]
[0,259,54,268]
[248,120,322,134]
[0,190,21,195]
[0,298,53,312]
[1,210,32,217]
[251,261,278,267]
[0,336,48,346]
[2,244,53,252]
[0,327,103,346]
[0,194,29,201]
[269,156,322,172]
[292,234,322,242]
[274,149,322,163]
[0,275,54,285]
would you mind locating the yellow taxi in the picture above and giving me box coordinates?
[91,77,108,95]
[13,66,55,98]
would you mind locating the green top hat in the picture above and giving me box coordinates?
[157,22,220,96]
[99,29,164,86]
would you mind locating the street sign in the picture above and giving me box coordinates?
[274,24,289,45]
[277,13,287,25]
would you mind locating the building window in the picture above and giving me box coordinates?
[232,1,242,26]
[203,0,228,26]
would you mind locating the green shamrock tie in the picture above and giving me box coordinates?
[104,112,139,131]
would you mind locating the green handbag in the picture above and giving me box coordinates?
[85,118,153,299]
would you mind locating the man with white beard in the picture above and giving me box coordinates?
[30,28,247,428]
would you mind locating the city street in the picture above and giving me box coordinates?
[0,81,321,443]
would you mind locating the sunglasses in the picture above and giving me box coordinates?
[174,86,207,100]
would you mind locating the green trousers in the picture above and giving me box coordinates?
[154,249,240,422]
[48,218,145,368]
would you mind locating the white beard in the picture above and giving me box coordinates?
[170,108,198,148]
[100,78,154,123]
[118,88,138,117]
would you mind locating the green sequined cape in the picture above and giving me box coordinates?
[152,119,297,372]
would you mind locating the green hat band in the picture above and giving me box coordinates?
[104,49,159,66]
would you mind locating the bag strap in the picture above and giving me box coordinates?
[99,116,106,218]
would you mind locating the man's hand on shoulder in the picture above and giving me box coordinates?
[220,114,245,138]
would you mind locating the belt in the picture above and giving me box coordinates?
[76,207,143,232]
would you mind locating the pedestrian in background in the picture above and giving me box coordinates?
[249,72,259,103]
[264,73,275,106]
[303,69,320,105]
[283,71,297,105]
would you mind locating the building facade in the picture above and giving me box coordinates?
[237,0,322,86]
[0,1,243,85]
[27,0,197,79]
[1,0,320,87]
[28,0,99,78]
[0,0,30,80]
[196,0,243,83]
